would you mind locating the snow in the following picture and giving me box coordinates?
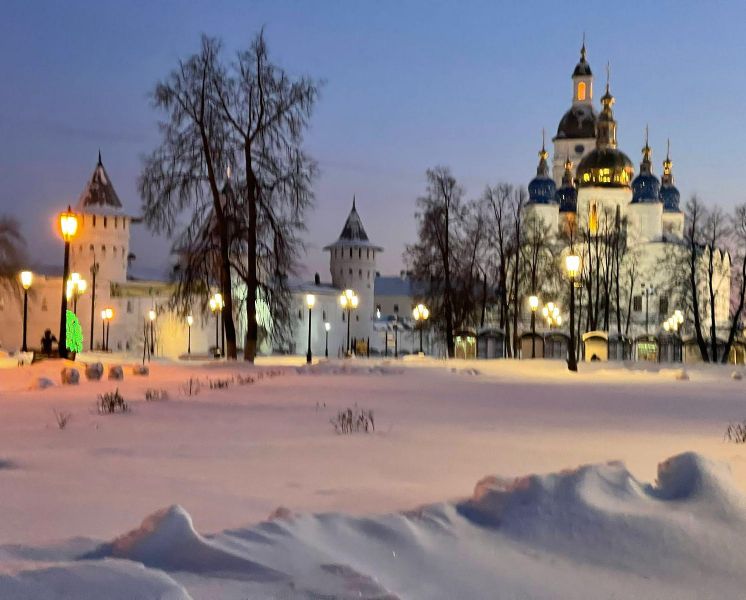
[2,357,746,598]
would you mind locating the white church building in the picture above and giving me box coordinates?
[525,43,731,361]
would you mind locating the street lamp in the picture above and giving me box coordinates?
[186,315,193,355]
[324,321,330,358]
[89,256,99,350]
[565,253,581,372]
[641,283,655,334]
[66,273,87,315]
[101,307,113,351]
[148,309,157,355]
[305,293,316,364]
[209,293,224,357]
[58,207,78,358]
[528,295,539,358]
[19,270,33,352]
[339,289,358,356]
[412,303,430,354]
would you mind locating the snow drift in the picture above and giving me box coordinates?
[3,452,746,599]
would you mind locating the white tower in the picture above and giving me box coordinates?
[324,198,382,342]
[69,153,134,284]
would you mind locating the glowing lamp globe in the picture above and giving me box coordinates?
[59,208,78,242]
[565,254,581,279]
[19,271,33,290]
[305,294,316,309]
[529,295,539,311]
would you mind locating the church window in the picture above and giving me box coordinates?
[104,217,108,228]
[359,269,362,278]
[93,215,97,227]
[114,217,118,228]
[659,296,669,316]
[359,249,362,259]
[349,268,352,275]
[349,248,353,258]
[577,81,586,101]
[367,249,370,259]
[101,245,106,255]
[633,295,642,312]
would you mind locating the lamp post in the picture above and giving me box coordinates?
[186,315,193,355]
[529,295,539,358]
[641,283,655,334]
[66,273,87,315]
[565,253,581,372]
[305,293,315,364]
[339,289,358,356]
[412,303,430,354]
[209,293,224,357]
[19,271,33,352]
[58,207,78,358]
[101,308,113,351]
[89,257,99,351]
[148,309,156,356]
[324,321,330,358]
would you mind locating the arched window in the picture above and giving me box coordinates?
[104,217,108,228]
[367,249,370,259]
[92,215,97,227]
[358,269,362,278]
[577,81,586,101]
[349,248,353,258]
[358,248,362,259]
[114,217,118,228]
[348,268,352,275]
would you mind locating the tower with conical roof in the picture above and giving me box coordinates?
[70,153,135,284]
[324,198,383,341]
[552,40,598,184]
[660,140,684,239]
[526,133,560,232]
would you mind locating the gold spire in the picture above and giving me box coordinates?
[562,154,575,187]
[662,138,674,184]
[580,33,586,61]
[539,128,548,161]
[536,129,549,177]
[640,126,653,174]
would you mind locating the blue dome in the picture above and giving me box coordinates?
[529,176,556,204]
[660,183,681,212]
[631,173,661,203]
[556,184,577,212]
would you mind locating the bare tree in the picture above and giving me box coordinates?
[684,196,710,361]
[213,31,319,360]
[484,184,517,357]
[407,167,470,358]
[0,216,24,285]
[139,36,239,359]
[721,204,746,362]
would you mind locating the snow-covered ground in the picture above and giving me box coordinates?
[1,356,746,598]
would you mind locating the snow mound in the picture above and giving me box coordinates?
[12,454,746,599]
[84,505,285,582]
[0,560,191,600]
[732,370,743,380]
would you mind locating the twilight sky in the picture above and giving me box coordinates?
[1,0,745,281]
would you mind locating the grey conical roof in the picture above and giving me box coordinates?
[76,152,125,215]
[324,197,382,251]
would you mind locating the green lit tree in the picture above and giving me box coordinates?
[66,310,83,354]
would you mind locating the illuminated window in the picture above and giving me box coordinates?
[577,81,586,101]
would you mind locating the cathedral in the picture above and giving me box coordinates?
[525,43,731,361]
